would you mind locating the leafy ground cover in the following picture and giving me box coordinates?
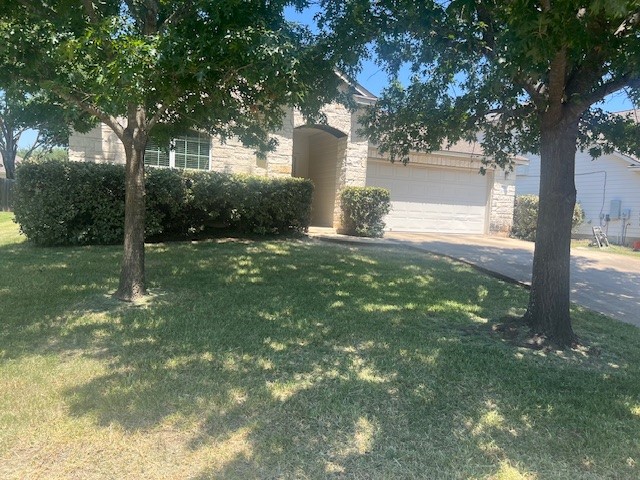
[1,211,640,479]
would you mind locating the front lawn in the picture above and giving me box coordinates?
[1,211,640,479]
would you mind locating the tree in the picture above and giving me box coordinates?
[321,0,640,346]
[0,1,338,301]
[0,86,79,179]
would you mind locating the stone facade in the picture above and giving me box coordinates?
[490,168,517,235]
[69,123,126,164]
[68,96,517,234]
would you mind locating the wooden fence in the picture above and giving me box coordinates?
[1,178,15,212]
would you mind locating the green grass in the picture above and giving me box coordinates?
[2,211,640,479]
[572,238,640,258]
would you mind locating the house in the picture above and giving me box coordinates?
[69,79,521,235]
[516,149,640,245]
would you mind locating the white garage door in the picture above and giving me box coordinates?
[365,162,489,233]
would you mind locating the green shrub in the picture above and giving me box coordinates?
[232,176,313,234]
[340,186,391,238]
[14,161,126,245]
[145,167,189,238]
[179,170,234,235]
[511,194,585,242]
[14,160,313,245]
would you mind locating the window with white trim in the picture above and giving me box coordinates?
[144,131,211,170]
[144,138,170,168]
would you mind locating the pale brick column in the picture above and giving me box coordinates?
[333,110,369,230]
[489,168,517,235]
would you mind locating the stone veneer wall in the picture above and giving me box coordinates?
[69,123,270,176]
[69,124,126,164]
[489,168,517,235]
[294,104,369,228]
[367,147,517,235]
[67,108,515,235]
[336,109,370,228]
[68,102,368,230]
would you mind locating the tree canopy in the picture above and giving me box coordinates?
[320,0,640,345]
[322,0,640,164]
[0,1,339,299]
[0,85,90,179]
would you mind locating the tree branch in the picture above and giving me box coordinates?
[82,0,100,24]
[47,85,124,139]
[12,126,28,145]
[159,0,194,31]
[143,0,160,35]
[21,131,44,161]
[547,48,568,106]
[615,11,640,36]
[512,72,546,109]
[147,102,171,131]
[574,75,640,114]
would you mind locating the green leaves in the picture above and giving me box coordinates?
[13,160,315,244]
[0,1,340,146]
[322,0,640,163]
[340,186,391,237]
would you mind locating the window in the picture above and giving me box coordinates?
[144,138,170,167]
[144,132,210,170]
[174,132,210,170]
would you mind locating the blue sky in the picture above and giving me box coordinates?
[18,5,635,148]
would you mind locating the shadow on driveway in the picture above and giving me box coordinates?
[386,233,640,327]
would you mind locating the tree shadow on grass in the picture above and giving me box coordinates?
[2,238,640,478]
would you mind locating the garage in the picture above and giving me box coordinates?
[365,161,490,233]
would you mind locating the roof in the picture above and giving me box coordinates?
[335,71,377,105]
[441,137,529,164]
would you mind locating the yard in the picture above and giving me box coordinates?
[571,238,640,259]
[1,211,640,479]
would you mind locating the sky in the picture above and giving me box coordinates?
[18,5,635,148]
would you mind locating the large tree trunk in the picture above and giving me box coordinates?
[0,124,17,180]
[1,150,16,179]
[523,117,579,347]
[115,136,147,301]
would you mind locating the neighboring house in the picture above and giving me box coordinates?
[517,150,640,245]
[69,78,522,235]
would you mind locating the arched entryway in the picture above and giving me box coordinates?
[292,125,347,228]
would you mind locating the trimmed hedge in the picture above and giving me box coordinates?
[340,186,391,238]
[511,194,585,242]
[14,160,313,246]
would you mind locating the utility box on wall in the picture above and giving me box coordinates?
[610,200,622,220]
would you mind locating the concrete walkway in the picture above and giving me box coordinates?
[309,228,640,327]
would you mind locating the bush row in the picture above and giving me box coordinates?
[340,186,391,238]
[511,194,585,242]
[14,161,313,246]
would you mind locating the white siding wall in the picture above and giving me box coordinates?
[516,152,640,244]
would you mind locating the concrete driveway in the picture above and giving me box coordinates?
[385,232,640,327]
